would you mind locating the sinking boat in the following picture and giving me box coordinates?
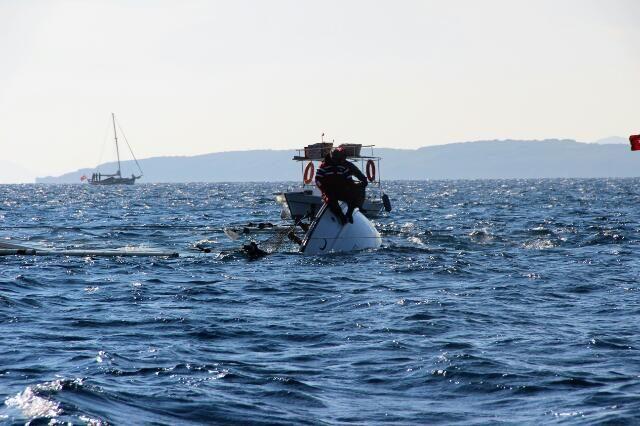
[227,137,387,257]
[275,138,391,221]
[300,202,381,255]
[228,201,382,256]
[84,113,143,185]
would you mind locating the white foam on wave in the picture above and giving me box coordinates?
[469,228,494,243]
[5,385,62,419]
[407,236,424,246]
[522,239,556,250]
[401,222,415,231]
[4,378,84,420]
[80,414,106,425]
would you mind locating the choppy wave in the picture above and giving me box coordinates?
[1,180,640,424]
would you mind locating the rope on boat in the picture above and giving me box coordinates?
[254,218,306,254]
[116,120,144,176]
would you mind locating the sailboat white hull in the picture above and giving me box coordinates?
[301,202,382,255]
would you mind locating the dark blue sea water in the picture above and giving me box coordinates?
[1,180,640,424]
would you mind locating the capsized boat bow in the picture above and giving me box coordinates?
[300,202,382,255]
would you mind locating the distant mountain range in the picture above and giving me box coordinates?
[35,139,639,183]
[593,136,628,145]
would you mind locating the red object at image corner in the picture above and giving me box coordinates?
[630,134,640,151]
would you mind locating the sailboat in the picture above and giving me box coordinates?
[88,113,143,185]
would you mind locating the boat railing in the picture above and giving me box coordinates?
[293,144,384,195]
[292,144,379,161]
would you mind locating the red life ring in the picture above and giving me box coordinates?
[366,160,376,182]
[303,162,315,184]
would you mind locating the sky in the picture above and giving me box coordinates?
[1,0,639,181]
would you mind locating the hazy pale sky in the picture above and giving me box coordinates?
[1,0,639,180]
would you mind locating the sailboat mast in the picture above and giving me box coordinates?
[111,113,121,176]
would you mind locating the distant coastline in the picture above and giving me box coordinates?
[35,139,638,183]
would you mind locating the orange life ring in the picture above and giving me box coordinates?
[366,160,376,182]
[303,162,315,184]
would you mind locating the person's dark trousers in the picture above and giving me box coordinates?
[334,182,365,223]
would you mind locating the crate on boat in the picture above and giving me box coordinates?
[304,143,333,159]
[339,143,362,157]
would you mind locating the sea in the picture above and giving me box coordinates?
[1,180,639,425]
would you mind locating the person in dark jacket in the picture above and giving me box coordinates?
[315,147,368,224]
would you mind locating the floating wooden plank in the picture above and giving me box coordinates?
[0,242,178,257]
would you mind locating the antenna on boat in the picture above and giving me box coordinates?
[112,112,121,176]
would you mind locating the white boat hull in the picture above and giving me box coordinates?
[301,202,382,255]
